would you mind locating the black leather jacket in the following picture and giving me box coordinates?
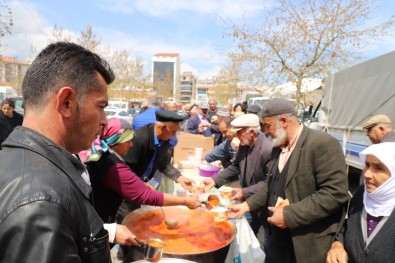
[0,127,111,263]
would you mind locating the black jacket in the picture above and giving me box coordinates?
[122,123,181,181]
[0,127,110,263]
[0,111,13,146]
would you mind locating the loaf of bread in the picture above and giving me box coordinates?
[275,197,289,208]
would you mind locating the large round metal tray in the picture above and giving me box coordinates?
[122,206,236,255]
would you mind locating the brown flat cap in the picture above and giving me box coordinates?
[261,98,295,118]
[363,114,392,130]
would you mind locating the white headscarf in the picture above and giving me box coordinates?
[360,142,395,216]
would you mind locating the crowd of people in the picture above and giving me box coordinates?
[0,41,395,263]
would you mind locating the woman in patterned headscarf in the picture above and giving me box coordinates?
[327,142,395,263]
[84,118,200,246]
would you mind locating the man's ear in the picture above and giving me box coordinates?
[378,125,385,132]
[56,87,75,117]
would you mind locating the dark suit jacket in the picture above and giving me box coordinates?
[339,186,395,263]
[186,114,202,134]
[246,125,348,263]
[212,132,272,199]
[122,123,181,181]
[186,114,212,136]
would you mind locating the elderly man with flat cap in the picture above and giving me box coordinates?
[203,113,272,235]
[228,98,348,263]
[363,114,395,144]
[187,102,213,136]
[122,109,192,191]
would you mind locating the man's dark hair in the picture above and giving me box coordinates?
[22,42,115,109]
[219,117,233,128]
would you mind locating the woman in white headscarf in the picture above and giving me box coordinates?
[326,142,395,263]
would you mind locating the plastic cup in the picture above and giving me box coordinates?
[191,180,204,194]
[194,148,203,166]
[144,238,164,262]
[220,186,233,199]
[211,207,228,222]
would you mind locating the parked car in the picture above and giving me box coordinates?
[128,108,140,117]
[104,107,133,124]
[13,96,24,115]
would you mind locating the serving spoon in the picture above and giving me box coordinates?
[160,207,178,229]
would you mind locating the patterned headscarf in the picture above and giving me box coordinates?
[86,118,134,162]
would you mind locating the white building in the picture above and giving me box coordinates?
[152,53,180,101]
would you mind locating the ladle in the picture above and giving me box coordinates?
[160,207,178,229]
[202,194,221,210]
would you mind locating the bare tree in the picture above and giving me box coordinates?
[108,49,151,100]
[214,60,244,104]
[0,0,13,50]
[153,72,174,100]
[47,25,71,43]
[226,0,395,104]
[76,25,101,54]
[43,25,151,101]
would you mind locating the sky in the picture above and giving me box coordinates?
[2,0,395,79]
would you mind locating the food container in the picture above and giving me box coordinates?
[211,207,228,222]
[219,186,234,199]
[191,179,205,194]
[123,206,236,263]
[177,160,196,169]
[144,238,165,262]
[198,164,220,177]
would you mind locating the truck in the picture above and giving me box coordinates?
[247,96,270,107]
[308,50,395,191]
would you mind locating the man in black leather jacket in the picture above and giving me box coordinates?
[0,42,115,263]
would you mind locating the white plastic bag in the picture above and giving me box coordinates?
[225,217,266,263]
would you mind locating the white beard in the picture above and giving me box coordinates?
[272,122,287,147]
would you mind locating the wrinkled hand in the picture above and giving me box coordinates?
[184,194,202,209]
[176,175,193,192]
[227,202,250,219]
[114,224,138,246]
[202,178,215,192]
[326,241,348,263]
[267,206,287,229]
[230,188,243,201]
